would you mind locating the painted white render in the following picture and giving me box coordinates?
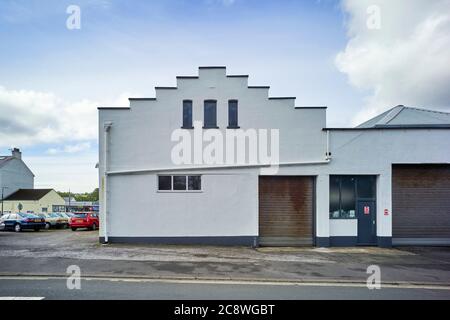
[98,67,450,247]
[273,129,450,241]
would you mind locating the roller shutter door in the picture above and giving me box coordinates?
[259,176,314,246]
[392,164,450,245]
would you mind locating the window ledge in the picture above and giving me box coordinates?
[157,190,203,193]
[227,126,240,129]
[202,126,220,129]
[181,126,194,129]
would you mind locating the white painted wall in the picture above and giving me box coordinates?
[330,219,357,236]
[98,67,327,239]
[326,129,450,238]
[107,171,258,237]
[98,67,450,243]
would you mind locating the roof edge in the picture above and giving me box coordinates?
[98,107,130,110]
[269,97,296,100]
[128,98,156,101]
[295,106,327,109]
[324,125,450,131]
[227,75,249,78]
[199,66,226,69]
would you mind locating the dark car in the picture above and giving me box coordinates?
[69,212,99,231]
[3,213,46,232]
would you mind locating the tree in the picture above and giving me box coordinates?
[57,188,99,202]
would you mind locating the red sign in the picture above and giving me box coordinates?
[364,206,370,215]
[384,209,389,216]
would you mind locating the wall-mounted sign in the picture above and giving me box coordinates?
[384,209,389,216]
[364,206,370,215]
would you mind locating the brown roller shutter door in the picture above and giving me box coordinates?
[392,164,450,245]
[259,176,314,246]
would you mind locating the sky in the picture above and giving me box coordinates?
[0,0,449,192]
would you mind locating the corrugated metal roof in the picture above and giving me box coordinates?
[357,105,450,128]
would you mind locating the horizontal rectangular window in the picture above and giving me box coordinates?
[158,175,202,192]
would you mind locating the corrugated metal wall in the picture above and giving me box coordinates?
[393,164,450,245]
[259,176,314,246]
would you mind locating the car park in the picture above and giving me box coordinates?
[2,213,46,232]
[69,212,99,231]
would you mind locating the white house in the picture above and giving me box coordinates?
[98,67,450,247]
[0,148,34,200]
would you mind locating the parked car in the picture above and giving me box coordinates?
[59,212,74,219]
[0,215,6,231]
[2,213,46,232]
[54,213,69,228]
[69,212,99,231]
[37,213,68,229]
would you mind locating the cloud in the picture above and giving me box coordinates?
[46,142,92,155]
[0,86,132,148]
[205,0,236,7]
[336,0,450,125]
[26,153,99,193]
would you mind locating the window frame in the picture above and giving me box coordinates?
[203,100,218,129]
[329,175,377,220]
[182,100,193,129]
[157,175,203,193]
[227,99,240,129]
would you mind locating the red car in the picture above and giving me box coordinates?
[69,212,99,231]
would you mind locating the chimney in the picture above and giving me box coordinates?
[12,148,21,160]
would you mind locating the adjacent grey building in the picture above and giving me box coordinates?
[0,148,34,200]
[98,67,450,247]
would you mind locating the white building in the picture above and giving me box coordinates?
[98,67,450,247]
[0,148,34,199]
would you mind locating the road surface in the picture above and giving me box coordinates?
[0,277,449,300]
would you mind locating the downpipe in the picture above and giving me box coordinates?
[103,121,113,243]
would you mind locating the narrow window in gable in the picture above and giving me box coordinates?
[182,100,193,128]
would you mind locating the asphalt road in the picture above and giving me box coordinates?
[1,230,450,286]
[0,278,449,300]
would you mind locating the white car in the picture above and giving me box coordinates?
[0,215,7,230]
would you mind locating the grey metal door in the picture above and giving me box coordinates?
[357,200,376,245]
